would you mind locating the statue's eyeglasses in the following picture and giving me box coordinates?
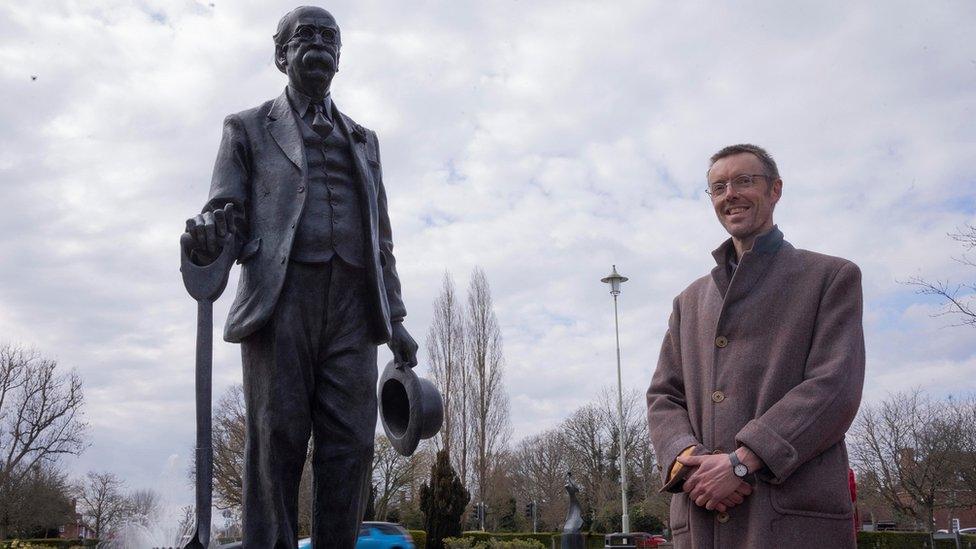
[705,174,769,197]
[290,25,340,45]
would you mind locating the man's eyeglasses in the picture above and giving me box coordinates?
[290,25,340,45]
[705,174,769,197]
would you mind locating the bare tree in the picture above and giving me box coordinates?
[906,224,976,327]
[556,388,662,530]
[176,505,195,540]
[212,384,246,510]
[127,488,162,526]
[426,272,470,477]
[0,344,87,537]
[511,429,570,530]
[465,267,511,503]
[371,435,430,521]
[954,395,976,497]
[210,384,315,532]
[76,471,130,538]
[850,390,973,530]
[0,461,73,538]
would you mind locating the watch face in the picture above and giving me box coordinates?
[734,464,748,477]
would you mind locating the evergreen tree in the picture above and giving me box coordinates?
[420,449,470,549]
[497,497,517,532]
[363,483,376,521]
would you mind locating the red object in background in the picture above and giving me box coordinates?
[850,468,860,532]
[635,533,666,548]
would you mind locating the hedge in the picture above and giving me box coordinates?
[856,532,976,549]
[456,532,608,549]
[444,530,976,549]
[461,532,557,545]
[446,538,546,549]
[409,529,427,548]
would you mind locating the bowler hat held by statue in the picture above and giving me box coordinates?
[379,360,443,456]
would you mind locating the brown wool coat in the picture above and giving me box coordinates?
[646,226,864,549]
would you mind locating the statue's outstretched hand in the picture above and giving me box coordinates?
[389,322,419,368]
[183,203,237,266]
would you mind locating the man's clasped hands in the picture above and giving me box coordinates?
[676,446,764,514]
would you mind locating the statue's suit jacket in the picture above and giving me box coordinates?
[204,88,406,344]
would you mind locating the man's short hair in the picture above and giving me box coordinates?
[709,144,780,180]
[273,7,300,48]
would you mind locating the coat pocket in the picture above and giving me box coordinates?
[669,494,690,534]
[237,238,261,264]
[770,444,853,519]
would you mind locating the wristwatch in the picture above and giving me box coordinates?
[729,451,749,478]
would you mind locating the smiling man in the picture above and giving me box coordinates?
[182,6,418,548]
[646,144,865,548]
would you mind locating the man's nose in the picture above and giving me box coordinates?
[724,182,740,200]
[309,32,328,47]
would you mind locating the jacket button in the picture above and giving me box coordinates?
[715,336,728,348]
[711,449,724,455]
[298,185,305,193]
[711,390,726,403]
[717,512,730,523]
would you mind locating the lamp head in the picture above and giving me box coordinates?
[600,264,628,295]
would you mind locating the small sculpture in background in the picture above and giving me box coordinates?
[561,471,584,549]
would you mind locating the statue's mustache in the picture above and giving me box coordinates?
[302,48,335,66]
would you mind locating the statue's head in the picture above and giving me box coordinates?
[273,6,341,94]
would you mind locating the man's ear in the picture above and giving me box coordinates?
[274,44,288,74]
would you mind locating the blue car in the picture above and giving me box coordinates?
[298,521,416,549]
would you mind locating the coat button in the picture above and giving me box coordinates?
[717,512,730,523]
[712,449,724,455]
[711,390,726,403]
[715,336,728,348]
[298,185,305,193]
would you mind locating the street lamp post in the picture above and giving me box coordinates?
[601,264,630,534]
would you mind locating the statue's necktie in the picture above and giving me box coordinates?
[311,103,333,138]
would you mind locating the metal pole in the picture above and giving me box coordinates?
[613,293,630,534]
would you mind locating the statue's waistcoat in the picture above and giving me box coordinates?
[291,113,364,266]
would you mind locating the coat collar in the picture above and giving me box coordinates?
[285,85,333,121]
[266,87,370,172]
[710,225,785,300]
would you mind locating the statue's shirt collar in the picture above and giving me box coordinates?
[286,85,333,120]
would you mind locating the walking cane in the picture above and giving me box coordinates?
[180,218,239,549]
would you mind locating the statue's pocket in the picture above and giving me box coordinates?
[237,238,261,264]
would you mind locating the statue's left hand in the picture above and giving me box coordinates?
[389,322,419,368]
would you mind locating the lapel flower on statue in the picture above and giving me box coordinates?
[352,123,369,143]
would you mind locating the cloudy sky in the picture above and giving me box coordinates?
[1,0,974,515]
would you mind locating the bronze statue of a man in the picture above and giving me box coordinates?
[183,6,418,547]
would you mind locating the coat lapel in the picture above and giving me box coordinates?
[333,103,378,231]
[266,88,305,172]
[718,226,785,306]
